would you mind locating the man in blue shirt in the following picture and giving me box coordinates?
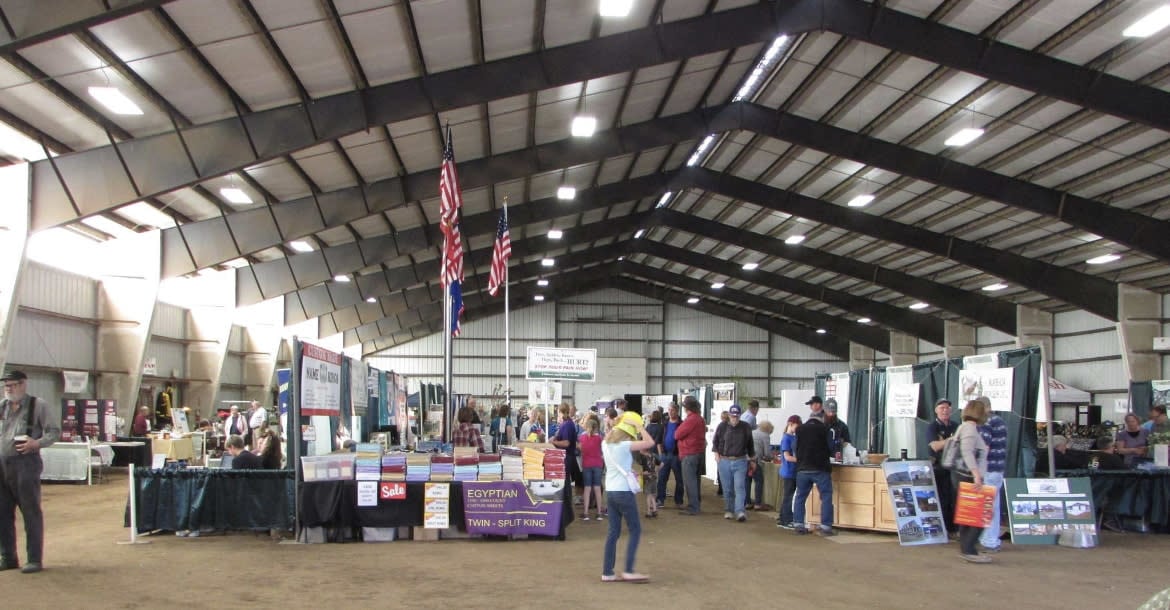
[977,396,1008,552]
[656,402,684,508]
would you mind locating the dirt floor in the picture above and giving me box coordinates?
[3,472,1168,609]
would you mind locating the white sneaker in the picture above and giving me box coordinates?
[724,512,733,520]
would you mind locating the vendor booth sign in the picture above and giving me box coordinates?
[301,343,342,417]
[526,346,597,381]
[463,480,563,537]
[1004,477,1096,545]
[887,383,920,418]
[881,460,947,546]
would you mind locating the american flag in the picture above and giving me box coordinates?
[487,205,511,297]
[439,127,464,336]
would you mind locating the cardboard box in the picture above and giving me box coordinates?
[412,527,440,541]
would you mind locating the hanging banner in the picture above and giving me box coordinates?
[350,358,369,415]
[525,346,597,381]
[424,482,451,529]
[527,380,562,405]
[962,353,998,371]
[1004,477,1096,545]
[959,367,1014,411]
[300,343,342,417]
[62,371,88,394]
[463,480,564,537]
[888,383,920,418]
[143,357,157,376]
[881,460,948,546]
[100,399,118,442]
[712,382,736,417]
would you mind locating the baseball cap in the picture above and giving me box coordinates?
[728,405,742,416]
[1,370,27,382]
[824,398,838,412]
[614,411,644,439]
[935,398,952,406]
[805,395,823,405]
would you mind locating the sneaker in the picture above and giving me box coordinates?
[600,574,620,583]
[20,563,41,574]
[175,530,189,537]
[736,512,747,522]
[776,522,794,530]
[596,513,604,520]
[0,559,18,571]
[793,527,809,535]
[723,512,734,520]
[679,509,697,516]
[580,515,590,521]
[187,530,201,538]
[979,545,1001,554]
[960,553,992,563]
[818,528,837,537]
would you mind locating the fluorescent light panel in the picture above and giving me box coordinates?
[290,240,313,252]
[534,295,545,302]
[365,297,377,303]
[1124,5,1170,37]
[599,0,633,17]
[656,191,674,208]
[634,229,645,239]
[571,115,596,137]
[982,283,1008,292]
[944,127,984,147]
[857,317,871,324]
[547,229,563,239]
[333,275,349,283]
[220,187,252,204]
[687,297,699,304]
[711,282,725,289]
[1086,254,1121,265]
[909,302,929,310]
[816,329,826,334]
[557,186,576,200]
[537,279,549,286]
[541,258,555,267]
[784,235,805,245]
[847,194,874,208]
[742,262,759,270]
[88,86,143,115]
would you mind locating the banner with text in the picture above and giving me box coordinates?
[887,383,921,418]
[301,343,342,417]
[350,359,368,415]
[463,480,564,537]
[526,346,597,381]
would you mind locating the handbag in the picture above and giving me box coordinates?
[603,442,642,493]
[940,425,972,477]
[954,481,996,527]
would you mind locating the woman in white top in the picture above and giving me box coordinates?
[954,400,991,564]
[600,411,656,583]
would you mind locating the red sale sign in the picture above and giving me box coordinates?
[380,482,406,500]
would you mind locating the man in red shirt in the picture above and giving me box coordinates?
[674,396,707,515]
[131,406,151,436]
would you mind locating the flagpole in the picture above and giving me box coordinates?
[503,198,511,416]
[444,283,453,444]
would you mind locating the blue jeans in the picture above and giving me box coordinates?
[681,454,702,513]
[717,458,749,515]
[979,471,1004,549]
[656,454,683,505]
[750,461,765,505]
[779,477,796,525]
[793,470,833,529]
[602,491,641,576]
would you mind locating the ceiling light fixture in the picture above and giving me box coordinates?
[847,194,874,208]
[686,134,715,167]
[733,35,789,102]
[289,240,313,253]
[1086,254,1121,265]
[784,235,805,245]
[541,258,555,267]
[547,229,563,239]
[88,86,143,115]
[909,302,929,310]
[599,0,633,17]
[220,187,252,204]
[1124,5,1170,37]
[687,297,700,304]
[534,295,545,302]
[655,191,674,208]
[365,296,377,303]
[742,262,759,270]
[537,279,549,287]
[711,282,725,289]
[944,127,984,147]
[571,115,596,137]
[333,275,349,283]
[634,229,645,239]
[982,283,1008,292]
[557,186,576,200]
[816,329,826,334]
[857,317,871,324]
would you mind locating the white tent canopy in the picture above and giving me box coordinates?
[1049,378,1091,404]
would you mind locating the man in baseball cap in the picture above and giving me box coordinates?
[806,395,824,418]
[713,405,754,522]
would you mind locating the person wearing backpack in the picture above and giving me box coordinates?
[0,371,61,574]
[926,399,958,534]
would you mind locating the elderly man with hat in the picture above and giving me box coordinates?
[713,405,755,522]
[0,371,61,574]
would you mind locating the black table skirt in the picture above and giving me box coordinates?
[127,468,295,533]
[1058,469,1170,529]
[299,480,574,538]
[111,437,151,467]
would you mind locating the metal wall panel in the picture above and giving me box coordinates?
[1054,310,1114,334]
[770,335,844,361]
[7,310,97,370]
[18,262,97,319]
[572,340,649,359]
[977,326,1015,348]
[144,340,185,378]
[217,387,244,403]
[666,343,768,359]
[221,353,243,385]
[1054,359,1126,395]
[228,326,245,352]
[151,302,188,338]
[663,304,767,342]
[1054,330,1119,361]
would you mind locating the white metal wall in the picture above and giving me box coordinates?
[18,262,97,319]
[1054,309,1127,410]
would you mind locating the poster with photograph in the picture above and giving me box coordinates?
[959,367,1014,411]
[1004,477,1095,545]
[300,343,342,417]
[881,460,948,546]
[1152,380,1170,408]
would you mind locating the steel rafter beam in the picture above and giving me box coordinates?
[619,261,888,353]
[654,208,1018,335]
[824,0,1170,133]
[0,0,171,54]
[306,212,647,332]
[683,165,1119,320]
[237,174,673,305]
[635,240,945,345]
[27,1,814,230]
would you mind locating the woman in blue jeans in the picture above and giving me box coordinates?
[600,411,656,583]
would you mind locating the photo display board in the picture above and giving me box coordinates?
[1004,478,1096,545]
[881,460,948,546]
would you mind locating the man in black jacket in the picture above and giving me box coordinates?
[791,412,835,536]
[714,405,754,522]
[226,435,263,469]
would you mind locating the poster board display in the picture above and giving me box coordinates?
[60,400,81,442]
[424,482,451,529]
[351,359,369,415]
[527,381,563,405]
[61,399,116,442]
[881,460,948,546]
[1004,477,1096,545]
[300,343,342,417]
[642,394,674,415]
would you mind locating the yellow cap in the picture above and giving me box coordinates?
[615,411,643,439]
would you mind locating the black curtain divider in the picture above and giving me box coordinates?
[1130,381,1153,419]
[846,369,872,452]
[998,346,1042,478]
[130,468,295,533]
[870,369,888,453]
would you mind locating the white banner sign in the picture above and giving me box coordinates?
[367,367,380,398]
[62,370,88,394]
[526,346,597,381]
[527,381,563,405]
[357,481,378,507]
[142,357,157,376]
[888,383,921,418]
[350,359,369,414]
[301,343,342,417]
[960,367,1014,411]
